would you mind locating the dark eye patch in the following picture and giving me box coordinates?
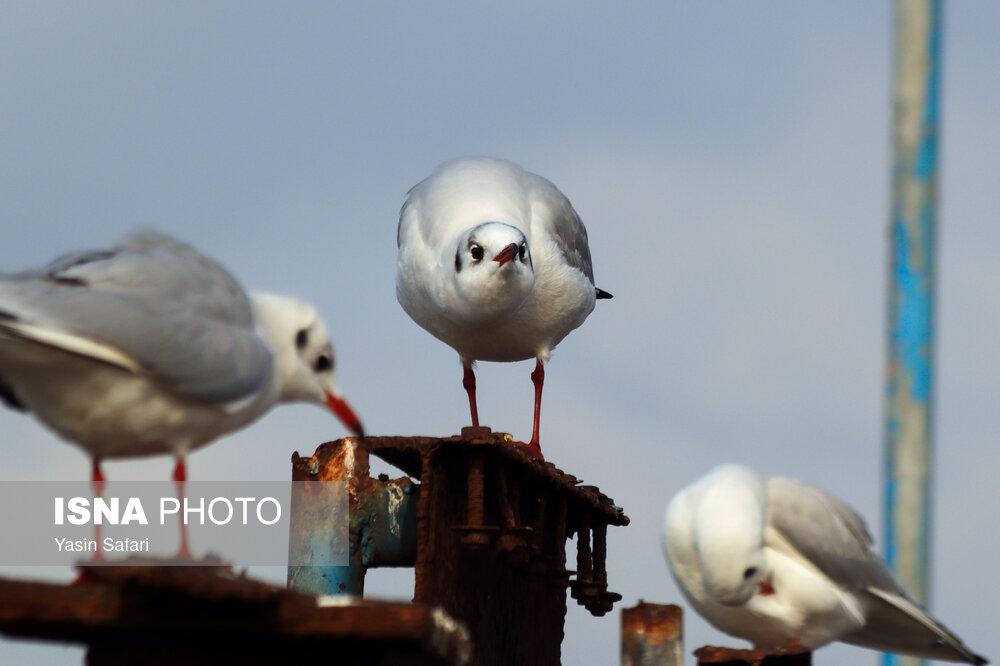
[314,354,332,373]
[743,567,758,580]
[295,329,309,350]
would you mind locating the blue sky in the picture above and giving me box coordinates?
[1,3,997,664]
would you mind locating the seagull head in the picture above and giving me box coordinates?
[449,222,534,324]
[251,293,365,437]
[694,465,768,606]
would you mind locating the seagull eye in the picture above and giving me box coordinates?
[743,567,758,580]
[295,329,309,350]
[470,244,484,261]
[314,353,332,373]
[518,242,526,260]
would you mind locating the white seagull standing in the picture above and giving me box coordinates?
[396,157,611,460]
[662,464,987,664]
[0,232,364,557]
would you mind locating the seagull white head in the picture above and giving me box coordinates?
[251,292,364,437]
[449,221,534,326]
[693,465,768,606]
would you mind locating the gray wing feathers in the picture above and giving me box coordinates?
[767,478,901,593]
[541,193,595,283]
[845,589,987,664]
[769,478,987,664]
[0,232,271,403]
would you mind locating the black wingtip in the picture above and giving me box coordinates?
[0,375,26,412]
[596,288,613,300]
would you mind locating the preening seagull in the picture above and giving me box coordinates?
[0,232,364,556]
[662,464,987,664]
[396,157,611,460]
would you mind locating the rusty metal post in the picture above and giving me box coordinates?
[287,438,418,596]
[621,602,683,666]
[694,646,811,665]
[694,646,812,666]
[287,438,368,595]
[546,495,571,588]
[289,431,630,666]
[576,512,593,583]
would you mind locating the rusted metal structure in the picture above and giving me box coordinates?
[0,562,471,665]
[618,602,814,666]
[288,428,630,666]
[621,601,683,666]
[694,645,812,666]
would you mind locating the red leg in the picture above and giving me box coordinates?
[462,361,480,427]
[91,458,104,562]
[173,455,192,560]
[73,460,105,583]
[524,359,544,459]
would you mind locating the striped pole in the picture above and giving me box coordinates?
[883,2,941,666]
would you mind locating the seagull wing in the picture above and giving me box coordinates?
[528,173,596,284]
[0,232,272,405]
[768,477,986,664]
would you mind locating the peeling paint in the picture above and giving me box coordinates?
[883,3,939,666]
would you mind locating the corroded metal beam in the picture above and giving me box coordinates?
[288,430,630,666]
[694,645,812,665]
[288,437,419,596]
[0,564,472,665]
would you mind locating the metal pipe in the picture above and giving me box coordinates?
[621,602,683,666]
[287,439,418,596]
[883,2,941,666]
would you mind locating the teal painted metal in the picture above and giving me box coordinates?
[287,479,419,596]
[287,439,419,597]
[884,2,941,666]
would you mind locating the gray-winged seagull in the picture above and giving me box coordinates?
[662,464,986,664]
[0,231,364,557]
[395,157,611,460]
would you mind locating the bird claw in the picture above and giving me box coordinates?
[512,440,544,461]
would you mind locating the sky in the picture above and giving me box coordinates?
[1,3,997,664]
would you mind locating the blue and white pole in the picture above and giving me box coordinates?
[884,2,941,666]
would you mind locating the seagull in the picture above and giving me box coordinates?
[662,464,987,664]
[0,231,364,557]
[396,157,611,460]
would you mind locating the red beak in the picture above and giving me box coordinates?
[493,243,519,267]
[325,391,365,438]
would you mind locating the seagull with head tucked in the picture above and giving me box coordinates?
[662,464,987,664]
[396,157,611,460]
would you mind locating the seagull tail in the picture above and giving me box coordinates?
[595,287,613,300]
[842,588,987,664]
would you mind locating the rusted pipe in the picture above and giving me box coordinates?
[592,520,608,586]
[694,645,812,665]
[576,512,593,583]
[621,602,683,666]
[466,450,485,528]
[287,439,418,596]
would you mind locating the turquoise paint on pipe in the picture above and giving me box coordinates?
[883,1,941,666]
